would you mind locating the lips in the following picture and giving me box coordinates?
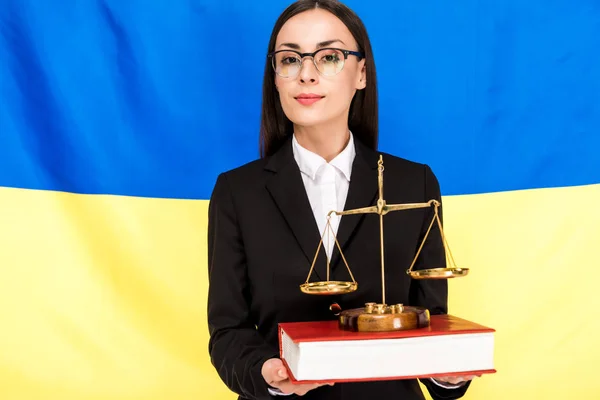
[295,93,325,106]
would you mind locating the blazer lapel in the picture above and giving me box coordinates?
[265,138,327,280]
[330,139,380,272]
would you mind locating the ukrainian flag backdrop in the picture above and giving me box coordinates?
[1,1,599,399]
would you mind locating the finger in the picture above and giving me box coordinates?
[437,376,462,385]
[266,369,288,387]
[263,359,288,384]
[267,374,287,386]
[276,367,288,380]
[456,375,476,382]
[273,383,292,395]
[277,382,320,395]
[441,375,480,384]
[297,384,320,395]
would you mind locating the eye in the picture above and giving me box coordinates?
[321,53,340,63]
[281,56,300,65]
[276,51,301,66]
[317,49,343,65]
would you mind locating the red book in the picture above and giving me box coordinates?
[278,314,496,383]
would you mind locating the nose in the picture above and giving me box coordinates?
[298,57,319,84]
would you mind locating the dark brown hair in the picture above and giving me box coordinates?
[259,0,378,158]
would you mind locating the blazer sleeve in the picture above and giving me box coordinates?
[207,173,279,400]
[409,164,471,400]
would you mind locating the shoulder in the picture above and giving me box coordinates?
[209,157,268,198]
[220,157,268,182]
[367,149,442,200]
[376,150,439,183]
[211,136,295,196]
[380,151,427,172]
[353,135,438,182]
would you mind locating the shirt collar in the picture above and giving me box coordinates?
[292,132,355,181]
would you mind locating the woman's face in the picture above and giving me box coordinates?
[273,9,366,129]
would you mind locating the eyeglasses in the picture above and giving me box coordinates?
[268,48,364,78]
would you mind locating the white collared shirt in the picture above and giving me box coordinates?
[292,132,355,259]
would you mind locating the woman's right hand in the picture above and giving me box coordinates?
[261,358,334,396]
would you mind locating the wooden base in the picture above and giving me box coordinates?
[338,304,430,332]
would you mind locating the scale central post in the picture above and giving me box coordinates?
[376,156,389,306]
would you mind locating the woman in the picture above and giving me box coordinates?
[207,1,478,399]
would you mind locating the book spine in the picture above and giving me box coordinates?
[278,325,283,359]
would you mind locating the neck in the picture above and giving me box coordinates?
[293,122,351,162]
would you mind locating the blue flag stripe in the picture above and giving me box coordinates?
[1,0,598,199]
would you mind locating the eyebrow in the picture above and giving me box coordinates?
[277,39,346,51]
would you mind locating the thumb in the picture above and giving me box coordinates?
[276,366,288,379]
[262,358,288,383]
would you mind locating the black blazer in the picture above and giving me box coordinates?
[207,136,470,400]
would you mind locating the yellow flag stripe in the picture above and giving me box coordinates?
[1,184,598,399]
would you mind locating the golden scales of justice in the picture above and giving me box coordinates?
[299,156,468,332]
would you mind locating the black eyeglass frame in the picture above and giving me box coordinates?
[267,47,365,77]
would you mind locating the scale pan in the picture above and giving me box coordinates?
[407,267,469,280]
[299,281,358,295]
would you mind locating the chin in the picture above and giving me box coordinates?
[288,116,330,127]
[284,108,334,128]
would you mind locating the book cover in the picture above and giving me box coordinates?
[278,314,496,383]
